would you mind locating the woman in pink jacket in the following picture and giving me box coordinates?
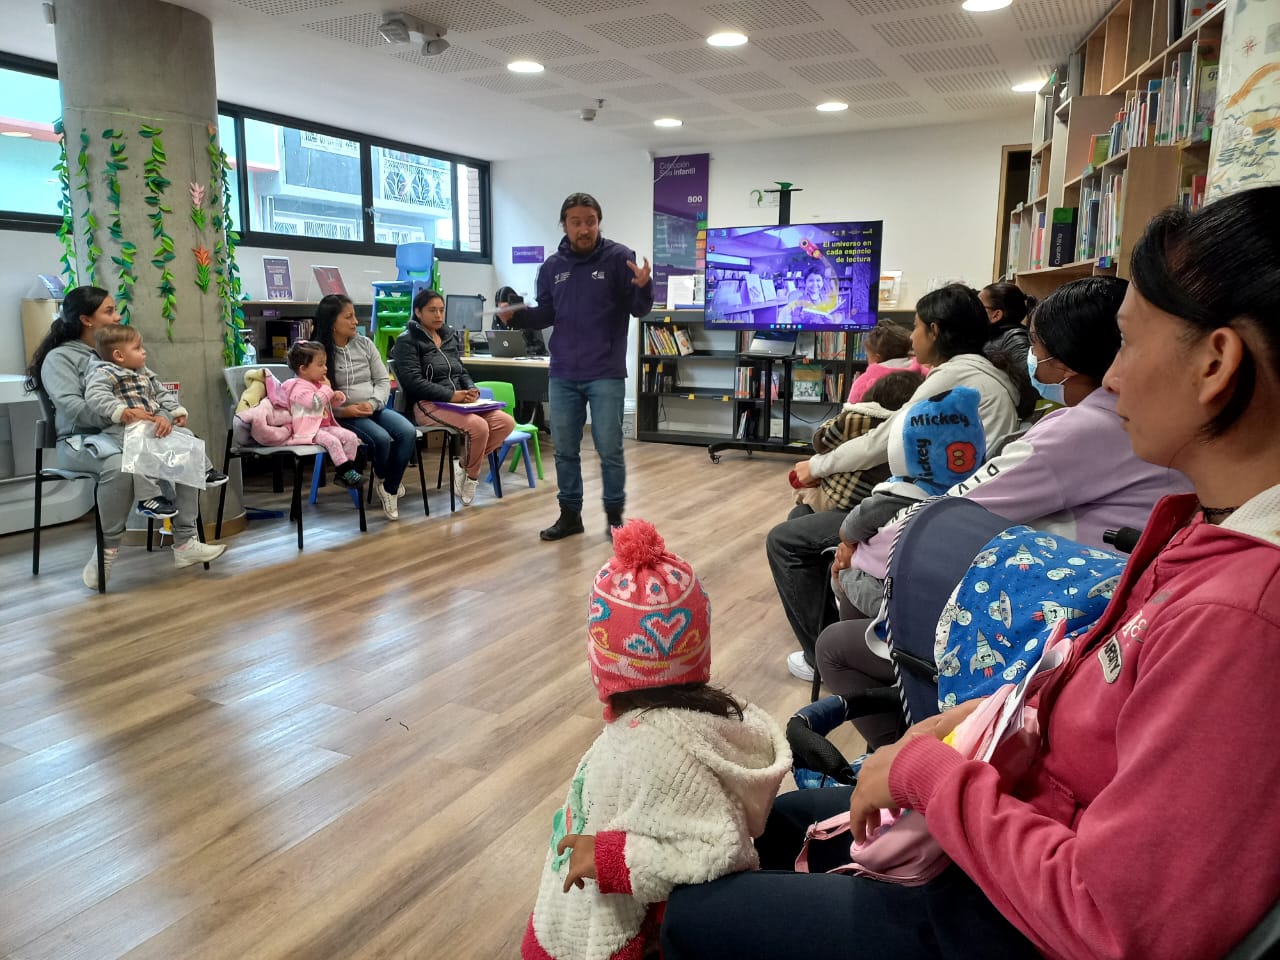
[662,187,1280,960]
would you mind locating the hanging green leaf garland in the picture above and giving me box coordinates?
[76,128,101,286]
[207,125,246,365]
[102,128,134,324]
[52,118,76,286]
[140,124,177,338]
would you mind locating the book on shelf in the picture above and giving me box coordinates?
[743,274,766,304]
[1048,207,1078,267]
[791,366,824,401]
[761,278,778,301]
[311,265,347,297]
[1194,61,1218,140]
[674,327,694,356]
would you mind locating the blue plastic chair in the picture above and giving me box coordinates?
[308,454,361,508]
[395,242,435,281]
[476,387,535,495]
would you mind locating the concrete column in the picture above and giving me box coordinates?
[55,0,243,529]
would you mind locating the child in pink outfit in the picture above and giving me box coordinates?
[281,341,364,488]
[846,318,929,403]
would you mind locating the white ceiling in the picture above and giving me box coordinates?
[2,0,1109,160]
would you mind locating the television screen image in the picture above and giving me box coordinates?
[703,221,883,331]
[445,293,485,332]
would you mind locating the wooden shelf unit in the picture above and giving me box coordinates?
[1006,0,1225,299]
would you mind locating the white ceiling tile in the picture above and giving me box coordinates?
[845,0,953,15]
[485,29,600,59]
[764,112,835,127]
[585,13,702,48]
[900,44,998,72]
[303,11,385,46]
[604,82,691,102]
[1025,35,1075,62]
[644,47,749,73]
[923,69,1011,94]
[791,58,885,84]
[1013,0,1113,32]
[391,45,504,72]
[523,92,603,110]
[231,0,344,14]
[943,92,1025,111]
[465,72,565,93]
[732,91,814,111]
[533,0,647,15]
[871,12,983,48]
[853,99,927,119]
[753,30,857,62]
[701,0,823,32]
[824,80,912,101]
[398,0,532,33]
[693,71,784,94]
[550,59,651,82]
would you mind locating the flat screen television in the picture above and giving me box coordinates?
[703,220,883,331]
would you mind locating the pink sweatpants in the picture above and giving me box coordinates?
[312,424,359,466]
[415,402,516,479]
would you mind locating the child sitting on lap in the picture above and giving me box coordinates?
[523,519,790,960]
[84,323,227,519]
[278,341,364,488]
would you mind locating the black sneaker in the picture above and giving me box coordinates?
[205,468,229,487]
[606,508,625,540]
[137,496,178,518]
[333,466,365,488]
[540,508,585,541]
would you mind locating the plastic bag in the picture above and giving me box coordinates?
[121,420,208,489]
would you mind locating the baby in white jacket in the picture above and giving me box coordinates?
[522,520,790,960]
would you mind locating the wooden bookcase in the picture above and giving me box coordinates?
[1007,0,1225,298]
[634,308,914,448]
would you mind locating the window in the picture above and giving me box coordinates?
[0,59,62,226]
[371,144,453,248]
[244,117,364,243]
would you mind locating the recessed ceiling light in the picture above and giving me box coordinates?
[961,0,1012,11]
[1,130,32,138]
[654,117,683,128]
[507,60,544,73]
[706,31,747,47]
[1012,79,1045,92]
[816,101,848,112]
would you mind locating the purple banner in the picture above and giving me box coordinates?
[652,154,709,308]
[512,245,544,264]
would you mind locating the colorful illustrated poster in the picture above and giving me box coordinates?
[1207,0,1280,198]
[263,257,293,300]
[652,154,709,308]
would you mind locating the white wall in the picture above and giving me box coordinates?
[490,115,1027,391]
[0,233,495,375]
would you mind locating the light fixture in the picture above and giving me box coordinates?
[816,101,848,112]
[706,31,747,47]
[1012,79,1045,92]
[654,117,683,127]
[1,130,33,137]
[377,13,416,44]
[961,0,1012,10]
[507,60,545,73]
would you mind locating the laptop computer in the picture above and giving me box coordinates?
[743,330,799,357]
[486,330,530,358]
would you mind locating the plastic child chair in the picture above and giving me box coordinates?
[395,242,435,281]
[475,387,535,494]
[308,454,361,508]
[473,380,543,480]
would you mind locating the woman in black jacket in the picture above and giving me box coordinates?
[980,281,1038,419]
[391,289,514,505]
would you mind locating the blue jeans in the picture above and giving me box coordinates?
[342,407,415,494]
[548,377,625,514]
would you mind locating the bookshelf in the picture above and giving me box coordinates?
[634,308,914,451]
[239,300,373,363]
[1006,0,1225,298]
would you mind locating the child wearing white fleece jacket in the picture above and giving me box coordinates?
[523,520,790,960]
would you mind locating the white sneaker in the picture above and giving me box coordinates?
[451,460,465,499]
[173,539,227,569]
[461,476,479,505]
[376,483,400,520]
[787,650,816,682]
[82,546,119,590]
[375,475,405,497]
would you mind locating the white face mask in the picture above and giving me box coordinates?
[1027,348,1069,406]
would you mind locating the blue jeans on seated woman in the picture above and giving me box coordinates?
[341,407,415,494]
[661,787,1038,959]
[548,377,625,514]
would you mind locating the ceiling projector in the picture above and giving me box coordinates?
[378,13,450,56]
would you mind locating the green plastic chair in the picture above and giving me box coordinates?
[474,380,543,480]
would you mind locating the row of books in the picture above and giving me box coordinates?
[732,365,841,402]
[1077,173,1126,262]
[1155,42,1217,145]
[734,366,778,400]
[1028,155,1045,203]
[644,325,695,356]
[1178,173,1208,212]
[640,362,677,393]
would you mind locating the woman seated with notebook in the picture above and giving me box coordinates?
[391,288,514,506]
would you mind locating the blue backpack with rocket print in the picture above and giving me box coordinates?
[934,525,1127,709]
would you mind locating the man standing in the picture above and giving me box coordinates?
[501,192,653,541]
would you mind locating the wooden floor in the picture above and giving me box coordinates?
[0,437,863,959]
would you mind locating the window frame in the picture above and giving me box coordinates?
[0,52,64,233]
[0,52,492,264]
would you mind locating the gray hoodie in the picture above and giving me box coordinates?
[332,335,391,410]
[40,339,112,438]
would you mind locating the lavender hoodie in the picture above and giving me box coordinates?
[510,235,654,380]
[853,388,1192,580]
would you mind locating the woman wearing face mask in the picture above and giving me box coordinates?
[817,275,1193,743]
